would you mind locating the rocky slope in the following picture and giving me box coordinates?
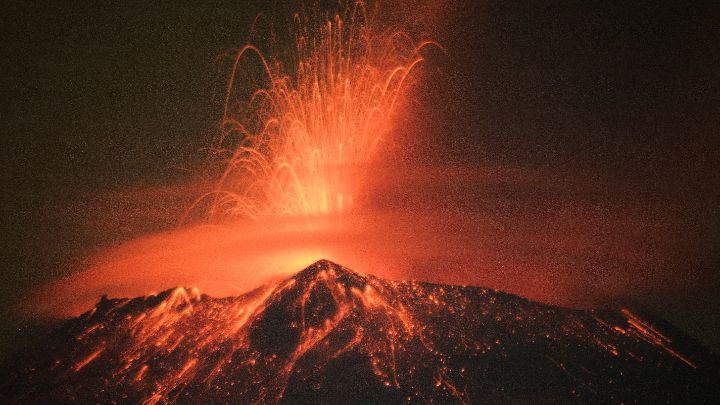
[2,260,717,403]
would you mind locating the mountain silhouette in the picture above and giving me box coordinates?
[2,259,718,403]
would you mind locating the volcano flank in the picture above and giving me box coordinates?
[2,260,718,403]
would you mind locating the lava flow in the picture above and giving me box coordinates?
[2,260,717,404]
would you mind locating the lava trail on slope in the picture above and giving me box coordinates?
[2,260,718,404]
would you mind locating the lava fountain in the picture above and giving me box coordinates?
[187,2,435,222]
[29,1,440,317]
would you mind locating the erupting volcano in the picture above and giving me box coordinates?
[2,260,718,403]
[5,0,719,403]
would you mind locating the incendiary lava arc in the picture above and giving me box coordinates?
[30,2,444,318]
[188,2,434,222]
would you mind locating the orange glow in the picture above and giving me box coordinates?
[27,2,696,322]
[187,2,435,222]
[73,347,104,372]
[619,309,697,368]
[23,260,703,404]
[26,3,444,319]
[30,218,336,317]
[30,166,675,319]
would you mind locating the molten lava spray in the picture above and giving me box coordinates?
[31,1,441,317]
[15,1,720,361]
[26,0,702,319]
[189,3,433,222]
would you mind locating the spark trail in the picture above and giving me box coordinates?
[29,2,443,320]
[189,2,435,222]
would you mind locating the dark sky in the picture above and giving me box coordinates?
[2,0,719,356]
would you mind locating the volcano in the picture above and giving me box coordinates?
[2,260,718,403]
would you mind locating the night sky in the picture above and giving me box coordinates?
[2,0,719,358]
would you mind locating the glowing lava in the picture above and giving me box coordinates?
[29,1,692,328]
[26,2,443,319]
[188,2,435,222]
[4,261,716,404]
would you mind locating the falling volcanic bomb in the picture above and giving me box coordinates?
[2,260,718,404]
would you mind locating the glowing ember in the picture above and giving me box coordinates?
[188,2,435,222]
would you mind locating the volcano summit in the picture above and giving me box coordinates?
[2,260,718,403]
